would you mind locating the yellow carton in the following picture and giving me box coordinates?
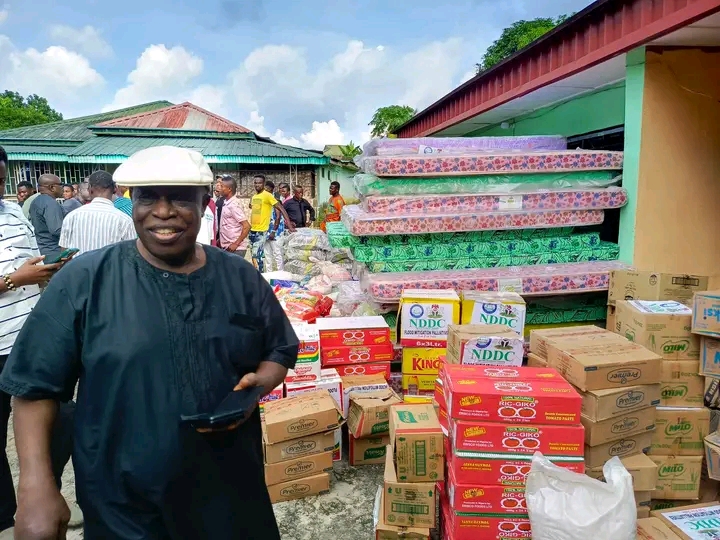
[398,289,460,348]
[459,291,527,336]
[401,347,445,375]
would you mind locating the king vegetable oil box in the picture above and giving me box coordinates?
[398,289,460,348]
[460,291,526,336]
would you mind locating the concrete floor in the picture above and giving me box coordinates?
[6,415,383,540]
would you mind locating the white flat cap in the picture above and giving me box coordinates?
[113,146,213,187]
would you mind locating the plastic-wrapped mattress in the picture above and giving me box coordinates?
[361,187,628,214]
[361,260,629,302]
[341,204,604,236]
[359,135,566,157]
[361,150,624,176]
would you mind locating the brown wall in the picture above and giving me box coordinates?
[211,165,317,200]
[634,48,720,274]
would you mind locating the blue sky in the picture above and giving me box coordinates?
[1,0,592,147]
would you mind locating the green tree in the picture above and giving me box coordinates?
[0,91,63,130]
[368,105,416,138]
[476,15,570,74]
[338,141,361,161]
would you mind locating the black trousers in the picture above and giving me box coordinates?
[0,355,75,531]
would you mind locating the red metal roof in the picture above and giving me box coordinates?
[96,102,251,133]
[396,0,720,138]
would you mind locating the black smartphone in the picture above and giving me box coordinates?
[180,386,264,429]
[46,248,79,264]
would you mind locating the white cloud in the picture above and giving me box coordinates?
[246,110,300,146]
[102,44,204,112]
[0,6,8,25]
[299,120,345,150]
[49,25,113,58]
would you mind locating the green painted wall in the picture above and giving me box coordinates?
[317,164,356,203]
[618,47,646,265]
[466,82,626,138]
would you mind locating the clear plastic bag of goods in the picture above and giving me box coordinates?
[283,247,331,263]
[305,274,333,296]
[525,452,636,540]
[284,228,331,251]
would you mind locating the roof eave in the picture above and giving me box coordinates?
[67,155,331,165]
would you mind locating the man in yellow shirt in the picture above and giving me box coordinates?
[249,175,294,272]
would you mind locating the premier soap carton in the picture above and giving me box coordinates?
[580,384,661,422]
[700,337,720,378]
[263,389,344,445]
[264,450,333,486]
[444,375,581,425]
[528,324,608,358]
[398,289,460,348]
[587,452,658,491]
[316,316,391,347]
[580,406,657,446]
[459,291,527,336]
[609,270,709,307]
[445,324,524,367]
[650,407,710,456]
[287,323,321,383]
[446,468,527,515]
[652,503,720,539]
[267,472,331,504]
[615,301,699,360]
[584,431,654,468]
[383,448,436,528]
[650,455,704,500]
[263,430,336,465]
[350,435,390,466]
[692,291,720,338]
[661,361,705,407]
[450,419,584,456]
[347,389,402,438]
[389,404,444,483]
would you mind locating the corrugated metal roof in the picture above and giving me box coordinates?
[96,102,251,133]
[0,101,174,142]
[66,137,329,165]
[4,144,77,162]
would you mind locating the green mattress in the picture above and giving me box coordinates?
[526,293,607,325]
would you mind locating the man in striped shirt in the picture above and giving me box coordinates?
[59,171,136,256]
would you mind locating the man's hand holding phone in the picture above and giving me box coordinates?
[11,256,63,288]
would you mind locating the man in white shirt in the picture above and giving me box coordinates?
[59,171,136,255]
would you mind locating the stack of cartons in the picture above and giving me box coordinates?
[459,291,527,334]
[346,388,402,467]
[440,364,584,539]
[445,324,524,367]
[650,502,720,539]
[262,390,344,503]
[376,403,443,538]
[397,290,460,403]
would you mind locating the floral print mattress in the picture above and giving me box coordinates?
[360,150,624,177]
[360,135,567,157]
[361,187,628,214]
[361,260,630,302]
[341,204,604,236]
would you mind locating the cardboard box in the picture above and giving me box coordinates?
[544,332,629,367]
[637,506,652,519]
[661,361,705,407]
[383,448,436,528]
[652,503,720,539]
[316,316,391,347]
[259,384,284,416]
[266,472,331,504]
[587,452,658,491]
[459,291,527,335]
[401,347,445,375]
[636,490,653,507]
[704,431,720,481]
[528,324,608,358]
[374,488,431,540]
[263,430,336,465]
[608,270,708,307]
[389,404,444,482]
[584,431,654,468]
[547,339,663,392]
[445,375,581,425]
[700,337,720,378]
[264,450,333,486]
[692,291,720,339]
[398,289,460,348]
[447,451,584,485]
[527,352,548,367]
[447,469,527,514]
[347,389,402,438]
[450,418,584,456]
[287,323,321,383]
[263,390,344,444]
[580,384,661,422]
[321,343,395,366]
[615,300,699,361]
[636,517,683,540]
[333,362,391,379]
[340,374,389,415]
[445,324,524,367]
[607,305,617,333]
[285,368,343,412]
[441,363,565,385]
[650,456,704,500]
[650,407,710,456]
[704,376,720,410]
[349,434,390,466]
[581,406,657,446]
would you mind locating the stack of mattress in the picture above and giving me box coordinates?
[343,136,628,305]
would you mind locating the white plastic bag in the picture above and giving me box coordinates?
[525,452,636,540]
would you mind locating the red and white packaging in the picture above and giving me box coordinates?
[321,343,394,366]
[286,323,321,383]
[333,362,391,379]
[450,419,584,456]
[443,504,532,540]
[441,364,564,387]
[259,384,284,416]
[316,316,391,347]
[447,468,527,514]
[434,378,446,410]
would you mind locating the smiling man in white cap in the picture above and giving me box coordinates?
[0,146,298,540]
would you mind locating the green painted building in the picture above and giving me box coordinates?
[0,101,329,198]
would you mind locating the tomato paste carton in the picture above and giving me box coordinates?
[287,323,321,383]
[584,431,654,468]
[321,343,394,367]
[444,376,581,425]
[441,364,565,387]
[434,378,446,410]
[398,289,460,348]
[259,384,284,417]
[448,450,584,486]
[442,503,531,540]
[460,291,527,333]
[316,316,391,347]
[334,362,391,379]
[447,468,527,514]
[389,404,445,482]
[450,419,584,456]
[446,324,524,367]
